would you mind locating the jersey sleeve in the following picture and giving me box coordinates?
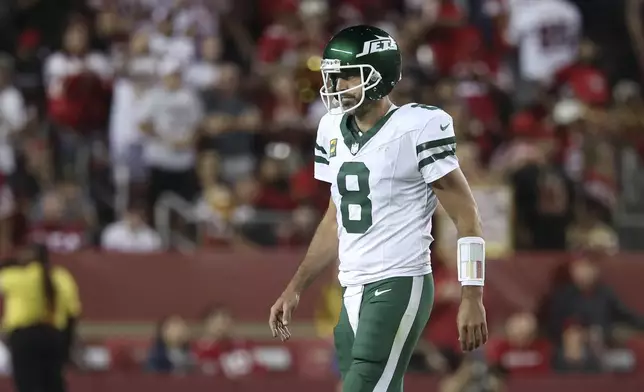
[313,118,332,183]
[415,110,459,184]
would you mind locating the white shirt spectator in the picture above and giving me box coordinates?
[109,54,158,162]
[43,51,113,98]
[149,34,195,66]
[109,79,148,161]
[101,220,162,253]
[506,0,581,83]
[163,4,217,37]
[139,81,203,171]
[0,86,27,175]
[183,61,221,90]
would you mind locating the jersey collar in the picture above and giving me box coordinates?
[340,106,398,155]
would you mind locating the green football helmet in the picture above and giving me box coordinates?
[319,25,402,114]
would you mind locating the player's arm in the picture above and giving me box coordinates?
[269,120,337,340]
[431,164,484,321]
[269,198,338,340]
[285,198,338,295]
[415,109,487,351]
[286,122,338,294]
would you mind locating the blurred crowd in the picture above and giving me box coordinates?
[0,0,643,255]
[0,2,643,391]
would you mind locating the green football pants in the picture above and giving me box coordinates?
[334,274,434,392]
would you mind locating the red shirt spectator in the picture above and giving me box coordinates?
[27,187,93,253]
[290,161,329,213]
[426,0,476,75]
[453,61,500,127]
[256,20,299,66]
[487,338,552,375]
[255,158,297,211]
[195,306,265,378]
[195,338,263,378]
[487,312,552,375]
[556,64,609,106]
[28,222,88,253]
[257,0,297,27]
[44,23,112,132]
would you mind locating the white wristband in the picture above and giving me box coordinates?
[457,236,485,286]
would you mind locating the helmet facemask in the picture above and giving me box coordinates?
[319,59,382,115]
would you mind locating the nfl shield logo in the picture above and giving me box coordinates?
[330,138,337,157]
[351,143,359,155]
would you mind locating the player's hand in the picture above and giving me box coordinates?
[457,296,488,352]
[269,290,300,341]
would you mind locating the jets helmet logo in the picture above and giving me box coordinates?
[356,35,398,58]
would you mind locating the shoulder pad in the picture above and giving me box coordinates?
[396,103,448,130]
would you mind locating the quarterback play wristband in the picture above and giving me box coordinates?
[457,237,485,286]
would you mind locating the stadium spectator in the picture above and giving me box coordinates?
[0,173,13,255]
[546,256,644,346]
[275,204,319,247]
[552,322,603,373]
[194,306,262,379]
[566,198,619,252]
[44,22,112,177]
[487,312,552,376]
[0,54,28,177]
[145,315,195,374]
[100,206,162,253]
[139,58,202,217]
[264,71,307,132]
[492,111,575,250]
[147,12,196,66]
[555,40,609,107]
[0,53,26,254]
[108,31,157,178]
[199,63,260,184]
[505,0,582,106]
[184,36,224,91]
[12,29,46,117]
[27,184,94,253]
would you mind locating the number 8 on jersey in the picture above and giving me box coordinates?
[337,162,372,234]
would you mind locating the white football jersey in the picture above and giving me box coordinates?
[314,103,459,286]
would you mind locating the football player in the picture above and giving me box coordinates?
[269,25,488,392]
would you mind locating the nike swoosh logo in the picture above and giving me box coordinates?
[374,289,391,296]
[440,123,450,131]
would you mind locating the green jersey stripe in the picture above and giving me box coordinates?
[416,137,456,155]
[315,155,329,165]
[418,149,455,170]
[315,143,327,155]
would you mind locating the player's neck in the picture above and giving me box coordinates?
[354,98,393,133]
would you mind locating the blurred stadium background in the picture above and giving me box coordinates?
[1,0,644,391]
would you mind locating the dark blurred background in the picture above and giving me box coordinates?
[0,0,644,391]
